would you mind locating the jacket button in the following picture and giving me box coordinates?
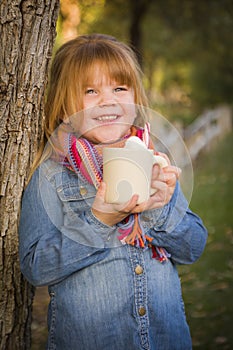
[138,307,146,316]
[80,187,88,196]
[135,265,143,275]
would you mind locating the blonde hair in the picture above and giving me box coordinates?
[29,34,148,178]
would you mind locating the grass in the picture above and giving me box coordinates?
[179,132,233,349]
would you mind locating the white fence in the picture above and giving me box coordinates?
[155,105,232,168]
[184,105,232,162]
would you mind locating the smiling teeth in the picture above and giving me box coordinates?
[96,115,118,121]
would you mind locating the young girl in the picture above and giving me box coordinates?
[19,34,207,350]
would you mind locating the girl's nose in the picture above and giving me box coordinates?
[99,90,116,107]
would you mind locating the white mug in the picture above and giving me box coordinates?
[103,147,167,204]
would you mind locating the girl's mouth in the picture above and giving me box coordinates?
[94,115,120,122]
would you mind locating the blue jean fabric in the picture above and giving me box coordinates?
[19,159,208,350]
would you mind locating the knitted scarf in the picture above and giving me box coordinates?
[54,123,170,262]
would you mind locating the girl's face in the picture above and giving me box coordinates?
[70,68,136,144]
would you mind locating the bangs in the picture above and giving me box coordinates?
[86,62,134,87]
[78,45,137,88]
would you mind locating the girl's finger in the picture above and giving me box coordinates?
[155,151,171,166]
[116,194,139,213]
[163,166,182,178]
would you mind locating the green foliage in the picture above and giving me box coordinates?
[142,0,233,115]
[190,62,232,108]
[78,0,130,42]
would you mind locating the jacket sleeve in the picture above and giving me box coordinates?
[142,182,208,264]
[19,169,109,287]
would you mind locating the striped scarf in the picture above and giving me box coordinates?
[54,124,170,262]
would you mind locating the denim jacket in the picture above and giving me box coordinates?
[19,159,207,350]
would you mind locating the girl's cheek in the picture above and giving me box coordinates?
[83,95,97,108]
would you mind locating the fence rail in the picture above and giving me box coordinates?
[184,105,232,162]
[158,105,232,168]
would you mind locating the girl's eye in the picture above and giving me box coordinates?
[115,86,128,92]
[85,89,96,95]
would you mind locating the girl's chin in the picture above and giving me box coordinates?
[83,127,131,144]
[86,134,123,144]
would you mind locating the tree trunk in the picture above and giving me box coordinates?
[0,1,59,349]
[129,0,152,67]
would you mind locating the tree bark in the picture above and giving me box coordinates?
[0,1,59,349]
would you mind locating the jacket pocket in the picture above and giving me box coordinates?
[57,180,96,213]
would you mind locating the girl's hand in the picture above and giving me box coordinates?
[92,182,139,226]
[92,152,181,225]
[132,152,181,213]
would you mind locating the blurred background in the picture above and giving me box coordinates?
[32,0,233,349]
[55,0,233,124]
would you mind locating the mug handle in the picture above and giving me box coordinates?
[150,155,168,195]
